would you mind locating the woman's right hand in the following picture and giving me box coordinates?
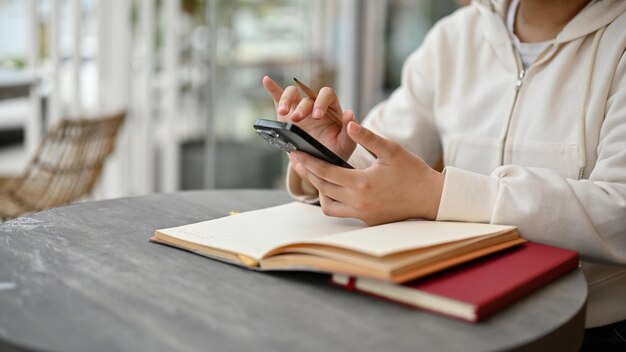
[262,76,356,161]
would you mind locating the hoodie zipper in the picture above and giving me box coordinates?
[499,48,525,166]
[499,33,560,166]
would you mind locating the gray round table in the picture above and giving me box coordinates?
[0,190,588,352]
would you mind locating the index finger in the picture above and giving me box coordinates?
[263,76,284,106]
[278,86,302,116]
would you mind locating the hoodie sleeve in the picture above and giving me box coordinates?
[357,33,443,168]
[437,53,626,266]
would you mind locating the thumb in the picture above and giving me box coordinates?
[347,121,396,159]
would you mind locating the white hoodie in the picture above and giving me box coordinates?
[287,0,626,327]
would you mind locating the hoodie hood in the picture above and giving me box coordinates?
[473,0,626,44]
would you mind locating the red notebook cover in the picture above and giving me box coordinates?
[332,242,579,322]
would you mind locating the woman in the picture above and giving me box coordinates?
[263,0,626,349]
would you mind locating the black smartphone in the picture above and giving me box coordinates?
[253,118,352,168]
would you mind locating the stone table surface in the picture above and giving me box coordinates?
[0,190,588,352]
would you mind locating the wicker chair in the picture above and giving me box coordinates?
[0,112,125,220]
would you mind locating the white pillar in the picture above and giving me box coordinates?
[161,0,181,192]
[336,0,361,119]
[95,0,132,199]
[204,0,218,189]
[25,0,41,156]
[48,0,61,126]
[70,0,82,116]
[360,0,387,114]
[133,0,156,194]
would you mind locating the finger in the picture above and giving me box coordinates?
[294,151,353,186]
[341,109,356,132]
[288,154,308,182]
[278,86,301,116]
[319,194,355,219]
[291,98,314,122]
[347,121,397,159]
[262,76,283,107]
[313,87,342,123]
[304,166,349,202]
[337,109,356,150]
[288,153,299,170]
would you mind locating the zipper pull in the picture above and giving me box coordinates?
[516,69,525,90]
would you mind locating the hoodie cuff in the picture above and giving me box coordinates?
[347,144,376,169]
[286,162,320,204]
[436,166,500,223]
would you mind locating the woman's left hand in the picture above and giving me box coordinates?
[289,120,445,226]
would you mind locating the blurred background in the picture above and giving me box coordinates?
[0,0,461,202]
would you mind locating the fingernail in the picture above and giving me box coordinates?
[313,108,322,119]
[348,121,361,135]
[278,104,288,115]
[292,111,301,119]
[295,162,305,175]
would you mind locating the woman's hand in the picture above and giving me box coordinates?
[290,121,445,226]
[262,76,356,161]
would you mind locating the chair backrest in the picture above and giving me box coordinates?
[3,112,124,217]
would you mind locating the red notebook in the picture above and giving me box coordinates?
[332,242,579,322]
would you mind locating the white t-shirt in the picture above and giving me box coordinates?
[506,0,553,69]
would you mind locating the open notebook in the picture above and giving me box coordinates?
[150,202,524,283]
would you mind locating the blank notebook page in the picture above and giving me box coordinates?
[157,202,363,259]
[157,202,516,259]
